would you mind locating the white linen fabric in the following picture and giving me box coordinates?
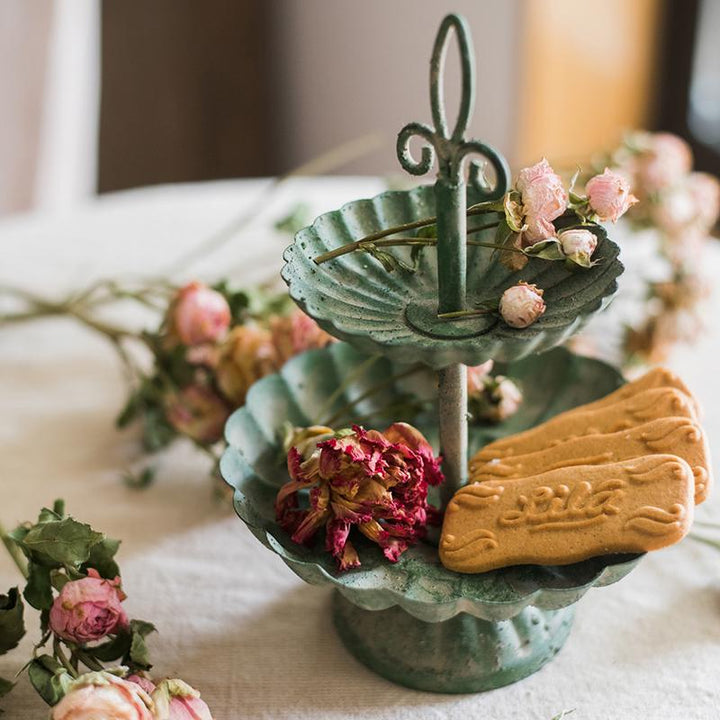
[1,178,719,720]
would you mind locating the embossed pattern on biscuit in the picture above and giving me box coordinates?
[470,416,711,505]
[440,455,694,573]
[576,367,700,417]
[474,387,697,462]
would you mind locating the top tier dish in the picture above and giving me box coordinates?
[282,14,623,370]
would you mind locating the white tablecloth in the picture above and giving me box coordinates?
[2,178,720,720]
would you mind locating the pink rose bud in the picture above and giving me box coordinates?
[216,325,278,405]
[52,672,154,720]
[270,310,335,365]
[516,159,568,244]
[688,172,720,230]
[651,184,696,234]
[49,569,128,645]
[559,228,598,266]
[499,282,546,329]
[585,168,638,222]
[164,384,230,444]
[152,679,214,720]
[636,132,693,192]
[466,360,494,396]
[171,282,231,346]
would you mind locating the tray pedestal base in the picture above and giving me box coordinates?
[332,590,575,693]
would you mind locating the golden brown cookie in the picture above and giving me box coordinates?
[474,387,697,462]
[469,416,711,505]
[440,455,694,573]
[578,367,700,417]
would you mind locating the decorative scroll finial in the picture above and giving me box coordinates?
[396,14,510,197]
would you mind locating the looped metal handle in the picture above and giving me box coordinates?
[396,13,509,197]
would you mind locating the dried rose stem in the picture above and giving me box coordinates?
[322,364,425,427]
[0,520,28,579]
[313,207,501,264]
[54,638,79,679]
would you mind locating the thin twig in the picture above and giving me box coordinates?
[0,520,28,579]
[323,364,425,427]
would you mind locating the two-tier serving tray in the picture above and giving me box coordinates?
[221,14,639,693]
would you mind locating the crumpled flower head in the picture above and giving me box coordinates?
[276,423,444,570]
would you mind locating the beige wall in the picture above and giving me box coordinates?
[273,0,524,175]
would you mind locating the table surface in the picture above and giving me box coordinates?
[1,178,720,720]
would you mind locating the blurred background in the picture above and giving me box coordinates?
[1,0,719,217]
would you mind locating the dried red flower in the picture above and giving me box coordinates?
[276,423,444,570]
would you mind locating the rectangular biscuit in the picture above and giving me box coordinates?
[469,416,711,505]
[577,367,700,417]
[475,387,697,461]
[440,455,695,574]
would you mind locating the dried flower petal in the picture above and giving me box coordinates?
[276,423,444,570]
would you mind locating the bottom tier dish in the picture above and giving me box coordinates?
[220,342,641,692]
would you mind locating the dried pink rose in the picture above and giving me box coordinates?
[558,228,598,266]
[585,168,638,222]
[466,360,494,396]
[216,325,278,405]
[276,423,444,570]
[164,385,230,444]
[169,282,231,346]
[152,679,213,720]
[687,172,720,231]
[499,282,546,329]
[270,310,335,365]
[652,184,697,234]
[516,159,568,244]
[127,675,157,695]
[468,374,523,423]
[52,672,154,720]
[49,569,127,644]
[634,132,693,193]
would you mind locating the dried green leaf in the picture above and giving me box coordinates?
[415,224,437,239]
[27,656,72,707]
[91,630,132,663]
[127,619,157,671]
[122,466,156,490]
[84,537,121,580]
[524,238,566,262]
[274,202,312,235]
[0,589,25,654]
[21,518,103,568]
[0,675,14,698]
[24,563,53,611]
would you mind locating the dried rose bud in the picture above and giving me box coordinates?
[49,569,127,645]
[516,159,568,244]
[499,282,546,329]
[558,228,598,267]
[216,325,278,405]
[52,672,154,720]
[585,168,638,222]
[270,309,335,365]
[164,385,230,444]
[152,679,213,720]
[687,172,720,231]
[466,360,494,396]
[169,282,231,346]
[635,132,693,193]
[468,375,523,424]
